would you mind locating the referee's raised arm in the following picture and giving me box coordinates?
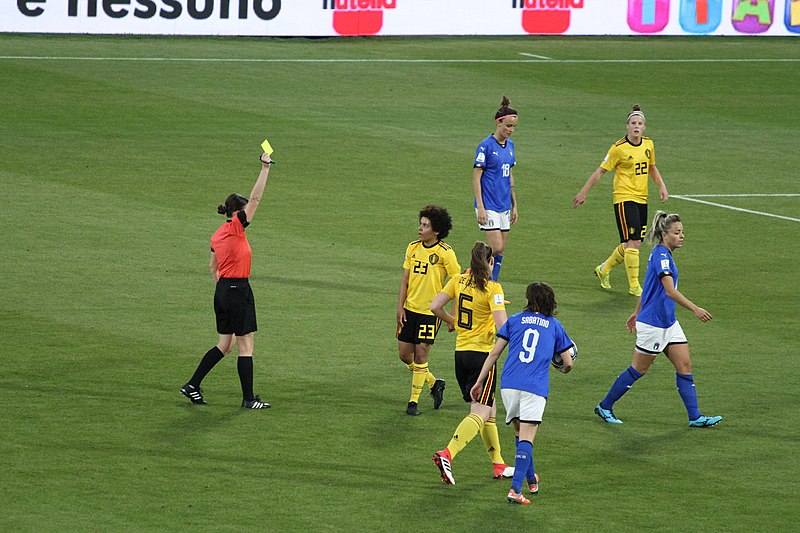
[245,153,272,222]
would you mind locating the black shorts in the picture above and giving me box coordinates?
[397,309,440,345]
[454,350,496,406]
[614,201,648,243]
[214,278,257,336]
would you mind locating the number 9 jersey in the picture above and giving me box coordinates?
[497,311,574,398]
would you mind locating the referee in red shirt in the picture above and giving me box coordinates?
[181,151,273,409]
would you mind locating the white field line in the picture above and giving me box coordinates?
[672,194,800,223]
[519,52,553,59]
[677,194,800,197]
[1,56,799,63]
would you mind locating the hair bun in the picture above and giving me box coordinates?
[632,103,641,111]
[501,95,510,107]
[217,204,227,215]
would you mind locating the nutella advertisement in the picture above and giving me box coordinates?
[4,0,799,36]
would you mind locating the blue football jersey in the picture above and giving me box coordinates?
[473,134,516,212]
[637,244,678,328]
[497,311,573,398]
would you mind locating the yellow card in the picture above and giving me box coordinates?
[260,139,274,155]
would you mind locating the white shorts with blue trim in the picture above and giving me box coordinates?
[501,388,546,425]
[635,320,687,355]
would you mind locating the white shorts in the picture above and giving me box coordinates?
[501,388,546,425]
[476,209,511,232]
[635,321,687,355]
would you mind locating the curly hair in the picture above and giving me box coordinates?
[419,204,453,240]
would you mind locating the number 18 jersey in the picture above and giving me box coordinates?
[497,311,574,398]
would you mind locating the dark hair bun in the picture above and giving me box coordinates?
[217,204,227,215]
[632,103,641,111]
[501,95,510,107]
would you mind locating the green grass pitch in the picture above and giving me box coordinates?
[1,34,798,531]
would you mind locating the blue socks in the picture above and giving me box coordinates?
[492,254,503,281]
[511,439,533,493]
[515,436,536,483]
[600,365,643,410]
[676,372,701,420]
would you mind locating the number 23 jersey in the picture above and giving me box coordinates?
[403,240,461,315]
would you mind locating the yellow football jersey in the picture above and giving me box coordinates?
[442,273,505,352]
[600,136,656,204]
[403,240,461,315]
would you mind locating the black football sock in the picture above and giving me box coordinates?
[237,356,254,400]
[188,346,225,387]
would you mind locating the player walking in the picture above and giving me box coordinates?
[472,96,520,281]
[397,205,460,416]
[594,211,722,427]
[573,104,669,296]
[470,282,576,504]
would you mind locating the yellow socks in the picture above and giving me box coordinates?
[480,417,504,464]
[602,244,626,275]
[425,365,436,388]
[410,362,427,403]
[446,413,484,460]
[624,247,641,288]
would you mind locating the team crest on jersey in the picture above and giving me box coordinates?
[429,253,439,264]
[646,149,652,158]
[629,226,636,235]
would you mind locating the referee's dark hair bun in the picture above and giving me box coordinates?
[219,193,249,217]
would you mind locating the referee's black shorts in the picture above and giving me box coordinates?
[454,350,496,406]
[214,278,257,336]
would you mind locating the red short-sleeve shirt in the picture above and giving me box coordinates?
[210,211,252,279]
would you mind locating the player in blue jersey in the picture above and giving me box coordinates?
[472,96,519,281]
[594,211,722,428]
[470,282,576,505]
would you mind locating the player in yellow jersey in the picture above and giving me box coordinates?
[430,241,514,485]
[397,205,461,416]
[573,104,669,296]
